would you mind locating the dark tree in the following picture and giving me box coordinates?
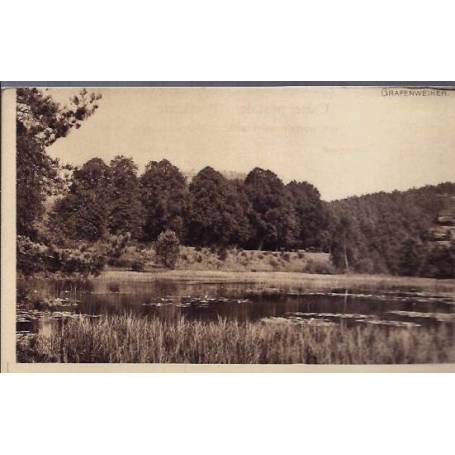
[50,158,112,242]
[187,167,252,247]
[327,182,455,275]
[398,238,425,276]
[286,181,329,249]
[244,168,297,250]
[422,242,455,278]
[329,215,356,273]
[16,88,101,239]
[108,156,145,239]
[140,160,189,242]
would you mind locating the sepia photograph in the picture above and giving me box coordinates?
[3,3,455,455]
[3,84,455,369]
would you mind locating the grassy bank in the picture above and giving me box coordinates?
[97,269,455,294]
[17,315,455,364]
[111,245,333,274]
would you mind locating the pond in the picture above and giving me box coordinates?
[17,275,455,338]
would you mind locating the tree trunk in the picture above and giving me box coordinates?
[343,234,350,273]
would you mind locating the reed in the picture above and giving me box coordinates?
[17,315,455,364]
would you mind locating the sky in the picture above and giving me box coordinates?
[46,86,455,201]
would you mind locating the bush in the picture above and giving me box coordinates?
[107,257,132,268]
[131,260,144,272]
[155,230,180,269]
[269,258,279,268]
[106,233,131,259]
[17,280,32,303]
[218,248,228,261]
[282,252,291,262]
[107,282,120,293]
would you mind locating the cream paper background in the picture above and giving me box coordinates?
[2,86,455,373]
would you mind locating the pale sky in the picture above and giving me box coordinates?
[46,86,455,201]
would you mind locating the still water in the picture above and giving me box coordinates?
[17,276,455,336]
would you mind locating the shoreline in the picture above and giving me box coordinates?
[97,269,455,294]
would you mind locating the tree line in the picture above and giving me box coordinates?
[16,88,455,278]
[328,183,455,278]
[45,156,329,252]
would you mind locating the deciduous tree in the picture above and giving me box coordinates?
[141,160,189,242]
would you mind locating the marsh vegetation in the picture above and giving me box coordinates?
[17,313,455,364]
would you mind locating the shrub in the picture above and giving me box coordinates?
[107,257,132,268]
[131,260,144,272]
[282,252,291,262]
[218,248,228,261]
[17,280,32,303]
[155,230,180,269]
[106,232,131,259]
[107,282,120,293]
[269,258,279,268]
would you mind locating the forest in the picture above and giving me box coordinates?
[16,88,455,279]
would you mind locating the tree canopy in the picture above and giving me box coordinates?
[244,168,298,250]
[17,88,101,239]
[188,167,252,247]
[140,159,189,242]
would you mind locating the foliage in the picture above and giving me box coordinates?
[15,87,455,280]
[328,183,455,277]
[17,88,101,239]
[106,233,131,259]
[422,242,455,278]
[244,168,298,250]
[140,159,189,241]
[286,181,329,250]
[49,158,112,242]
[107,282,120,293]
[17,235,105,277]
[188,167,252,247]
[17,235,49,275]
[155,229,180,268]
[108,156,145,239]
[131,260,145,272]
[398,238,425,277]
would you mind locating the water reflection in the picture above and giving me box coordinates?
[18,278,455,337]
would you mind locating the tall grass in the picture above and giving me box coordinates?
[17,315,455,364]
